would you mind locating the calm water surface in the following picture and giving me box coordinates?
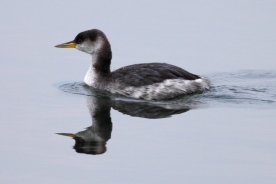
[1,1,276,184]
[2,70,276,184]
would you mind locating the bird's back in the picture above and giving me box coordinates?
[111,63,200,87]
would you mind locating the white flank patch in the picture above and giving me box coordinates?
[116,78,210,100]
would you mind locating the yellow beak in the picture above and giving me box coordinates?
[55,41,76,48]
[56,133,76,138]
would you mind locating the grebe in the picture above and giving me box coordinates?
[55,29,210,100]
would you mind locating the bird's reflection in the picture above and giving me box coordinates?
[57,97,112,155]
[57,87,195,155]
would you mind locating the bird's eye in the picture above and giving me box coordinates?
[77,39,83,44]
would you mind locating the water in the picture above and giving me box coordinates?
[51,70,276,183]
[59,70,276,109]
[1,1,276,183]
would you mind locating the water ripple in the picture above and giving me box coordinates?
[58,70,276,108]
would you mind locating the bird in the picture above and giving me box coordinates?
[55,29,210,100]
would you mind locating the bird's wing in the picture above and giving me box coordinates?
[111,63,200,87]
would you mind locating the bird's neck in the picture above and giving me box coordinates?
[84,52,111,87]
[91,51,111,75]
[92,37,112,75]
[84,36,112,87]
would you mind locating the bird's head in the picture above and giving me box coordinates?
[55,29,110,56]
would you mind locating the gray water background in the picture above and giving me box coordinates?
[0,1,276,183]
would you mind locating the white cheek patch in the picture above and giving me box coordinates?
[111,78,210,100]
[76,38,104,55]
[93,38,104,51]
[76,40,94,54]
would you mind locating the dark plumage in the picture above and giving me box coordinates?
[111,63,200,87]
